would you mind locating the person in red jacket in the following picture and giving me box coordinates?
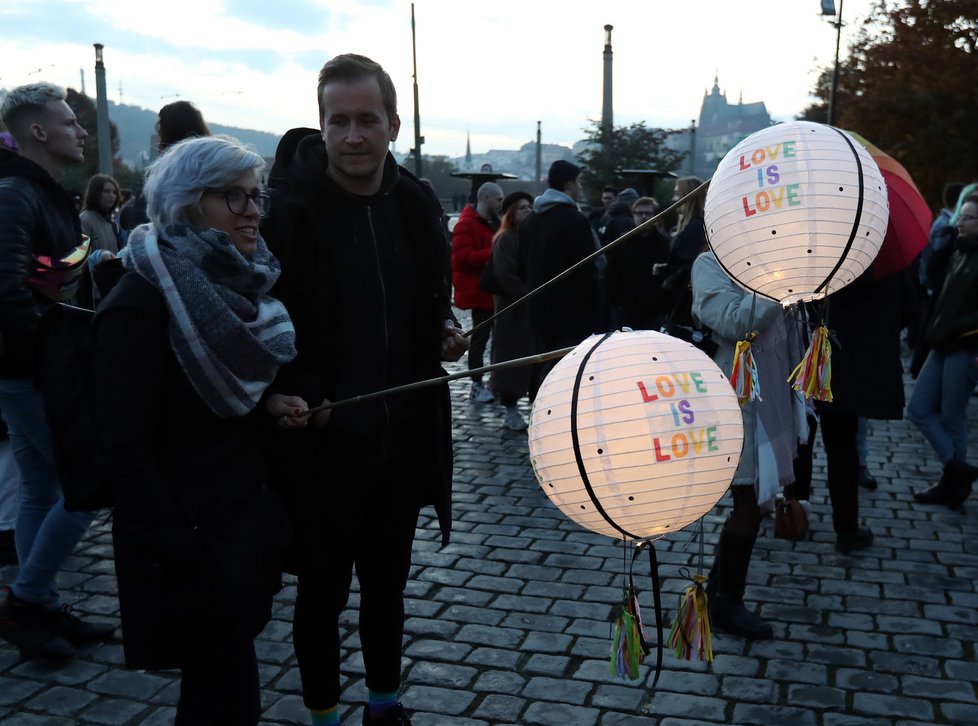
[451,181,503,401]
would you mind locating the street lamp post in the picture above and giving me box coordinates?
[822,0,844,126]
[93,44,113,175]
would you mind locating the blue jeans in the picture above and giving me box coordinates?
[907,349,978,464]
[0,379,95,606]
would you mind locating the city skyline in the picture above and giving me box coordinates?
[1,0,877,157]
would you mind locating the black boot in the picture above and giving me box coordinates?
[945,459,978,510]
[707,529,773,640]
[914,461,955,505]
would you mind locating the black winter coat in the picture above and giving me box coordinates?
[815,269,915,420]
[0,149,85,377]
[261,128,456,546]
[520,201,603,347]
[93,271,288,669]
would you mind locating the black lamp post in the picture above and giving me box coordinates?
[822,0,844,126]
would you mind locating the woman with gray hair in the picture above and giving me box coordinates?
[93,135,305,724]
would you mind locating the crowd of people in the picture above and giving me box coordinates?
[0,55,975,725]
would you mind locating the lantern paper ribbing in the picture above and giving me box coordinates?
[528,331,744,540]
[704,121,889,304]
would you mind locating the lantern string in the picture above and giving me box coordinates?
[466,179,712,340]
[299,345,575,416]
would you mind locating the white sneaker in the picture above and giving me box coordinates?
[503,406,528,431]
[470,381,495,403]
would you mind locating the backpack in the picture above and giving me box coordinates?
[34,302,107,512]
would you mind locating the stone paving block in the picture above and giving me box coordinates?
[0,677,44,707]
[522,700,602,726]
[845,596,920,617]
[522,631,573,654]
[721,674,777,703]
[646,691,727,722]
[942,702,978,725]
[408,660,478,688]
[763,658,828,685]
[403,616,462,638]
[492,594,552,614]
[81,697,149,724]
[821,714,890,726]
[465,574,522,593]
[471,670,526,695]
[590,683,646,712]
[747,639,805,661]
[760,604,822,626]
[806,645,866,667]
[883,583,952,603]
[570,636,610,659]
[875,615,943,636]
[523,581,585,600]
[924,603,978,624]
[473,693,525,723]
[573,659,643,686]
[730,703,818,726]
[402,684,476,715]
[835,668,900,692]
[507,564,563,582]
[852,692,934,721]
[441,604,505,626]
[827,611,875,631]
[562,569,615,586]
[417,567,472,587]
[900,674,977,702]
[500,612,569,633]
[524,654,571,677]
[464,647,521,670]
[787,684,847,710]
[893,633,963,657]
[11,658,107,686]
[0,712,75,724]
[869,651,939,676]
[138,706,180,726]
[405,639,473,663]
[651,669,719,695]
[24,685,98,716]
[709,654,760,676]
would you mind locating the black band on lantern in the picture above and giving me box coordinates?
[815,127,866,295]
[569,332,640,540]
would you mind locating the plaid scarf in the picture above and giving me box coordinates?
[121,224,296,417]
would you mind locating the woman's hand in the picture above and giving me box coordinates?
[265,393,310,429]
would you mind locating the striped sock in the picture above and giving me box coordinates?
[310,705,340,726]
[367,689,399,717]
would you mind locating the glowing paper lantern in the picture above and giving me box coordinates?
[704,121,889,304]
[528,330,744,540]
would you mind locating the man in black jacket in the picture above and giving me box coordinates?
[521,160,605,352]
[261,54,466,726]
[0,83,115,659]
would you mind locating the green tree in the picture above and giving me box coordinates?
[576,120,686,205]
[802,0,978,207]
[418,154,469,201]
[63,89,137,195]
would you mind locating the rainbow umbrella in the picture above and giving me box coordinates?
[844,130,932,279]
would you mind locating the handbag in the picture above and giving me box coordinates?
[774,498,809,541]
[479,260,503,295]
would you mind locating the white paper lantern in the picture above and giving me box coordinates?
[528,330,744,540]
[704,121,889,304]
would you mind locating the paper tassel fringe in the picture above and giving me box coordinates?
[729,332,761,405]
[788,325,833,401]
[609,586,650,680]
[667,574,713,662]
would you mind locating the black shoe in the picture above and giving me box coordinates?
[0,587,76,660]
[363,703,412,726]
[0,530,16,567]
[945,459,978,511]
[44,604,116,644]
[857,465,878,491]
[709,596,773,640]
[915,479,952,505]
[835,526,874,554]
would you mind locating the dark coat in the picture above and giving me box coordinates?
[520,197,603,347]
[815,269,914,420]
[93,271,288,669]
[0,149,85,377]
[261,128,456,546]
[488,229,537,399]
[607,227,671,330]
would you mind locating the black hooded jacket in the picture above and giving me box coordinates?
[261,128,456,543]
[0,148,84,377]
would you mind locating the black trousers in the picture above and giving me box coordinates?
[293,455,423,709]
[468,307,493,381]
[176,641,260,725]
[818,410,860,535]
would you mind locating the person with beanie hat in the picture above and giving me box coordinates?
[600,187,639,247]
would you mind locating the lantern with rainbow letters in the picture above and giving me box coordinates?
[704,120,889,305]
[528,330,744,540]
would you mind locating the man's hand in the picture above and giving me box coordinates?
[265,393,310,429]
[440,320,469,362]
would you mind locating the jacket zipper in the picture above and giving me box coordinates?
[366,205,390,460]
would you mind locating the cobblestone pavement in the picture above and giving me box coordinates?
[1,333,977,725]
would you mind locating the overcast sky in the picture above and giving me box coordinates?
[1,0,877,157]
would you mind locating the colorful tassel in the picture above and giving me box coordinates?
[788,324,833,401]
[667,574,713,662]
[729,332,761,405]
[609,586,650,680]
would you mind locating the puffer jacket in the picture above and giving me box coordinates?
[0,148,85,377]
[451,204,495,310]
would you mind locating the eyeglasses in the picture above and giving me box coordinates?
[959,214,978,222]
[203,188,272,216]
